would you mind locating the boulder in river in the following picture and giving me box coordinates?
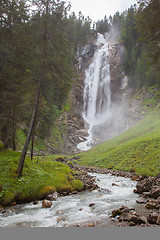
[134,177,155,194]
[147,212,158,224]
[42,200,52,208]
[150,187,160,199]
[45,191,58,201]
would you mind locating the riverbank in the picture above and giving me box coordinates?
[68,164,160,227]
[1,164,160,227]
[0,150,86,207]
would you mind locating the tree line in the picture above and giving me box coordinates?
[0,0,93,176]
[0,0,159,176]
[116,0,159,88]
[96,0,159,88]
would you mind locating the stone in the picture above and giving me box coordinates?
[71,191,78,195]
[46,191,58,201]
[122,208,130,213]
[119,206,129,211]
[142,192,152,198]
[86,222,95,227]
[57,217,61,223]
[136,198,147,204]
[129,221,136,226]
[156,215,160,225]
[145,200,157,209]
[139,216,148,224]
[151,187,160,199]
[98,188,111,193]
[147,212,158,224]
[112,209,122,217]
[112,183,119,187]
[119,212,131,222]
[128,215,142,224]
[79,208,83,211]
[42,200,52,208]
[33,200,39,205]
[89,203,95,207]
[135,177,155,194]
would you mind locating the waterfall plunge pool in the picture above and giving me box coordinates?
[0,173,140,227]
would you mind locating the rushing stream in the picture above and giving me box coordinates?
[0,173,139,227]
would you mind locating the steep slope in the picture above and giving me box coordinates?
[76,86,160,177]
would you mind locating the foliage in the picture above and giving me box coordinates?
[120,1,160,88]
[76,87,160,177]
[0,0,93,153]
[0,149,83,205]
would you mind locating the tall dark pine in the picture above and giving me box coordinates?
[17,0,50,177]
[17,78,42,177]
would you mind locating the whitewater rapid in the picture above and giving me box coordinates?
[0,173,138,227]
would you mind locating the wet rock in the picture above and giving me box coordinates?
[79,208,83,211]
[150,187,160,199]
[139,216,148,224]
[145,199,158,209]
[71,191,78,195]
[57,217,61,223]
[136,198,147,204]
[42,200,52,208]
[156,215,160,225]
[98,188,111,193]
[62,192,68,196]
[89,203,95,207]
[128,215,142,224]
[111,209,122,218]
[142,192,152,198]
[135,177,155,194]
[119,212,131,222]
[84,222,95,227]
[46,191,58,201]
[119,206,129,211]
[147,212,158,224]
[129,221,136,226]
[112,183,119,187]
[122,207,130,213]
[33,200,39,205]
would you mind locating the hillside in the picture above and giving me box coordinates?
[76,86,160,177]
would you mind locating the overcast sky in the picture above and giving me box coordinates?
[67,0,137,21]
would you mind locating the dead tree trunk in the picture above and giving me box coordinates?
[17,77,42,177]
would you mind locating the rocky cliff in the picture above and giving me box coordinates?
[51,34,143,154]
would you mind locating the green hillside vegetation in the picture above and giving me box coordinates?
[0,150,83,206]
[76,87,160,177]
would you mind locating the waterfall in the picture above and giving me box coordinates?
[77,33,111,151]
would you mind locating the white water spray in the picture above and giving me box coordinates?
[77,33,111,151]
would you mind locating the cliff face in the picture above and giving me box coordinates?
[51,36,141,154]
[58,43,96,154]
[109,42,125,102]
[59,39,126,154]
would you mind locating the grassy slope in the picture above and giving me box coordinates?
[0,150,83,206]
[77,87,160,177]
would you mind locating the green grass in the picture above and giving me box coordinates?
[0,150,83,206]
[76,90,160,177]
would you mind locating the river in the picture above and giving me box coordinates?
[0,172,139,227]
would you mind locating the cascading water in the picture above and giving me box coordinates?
[77,33,111,151]
[0,173,138,227]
